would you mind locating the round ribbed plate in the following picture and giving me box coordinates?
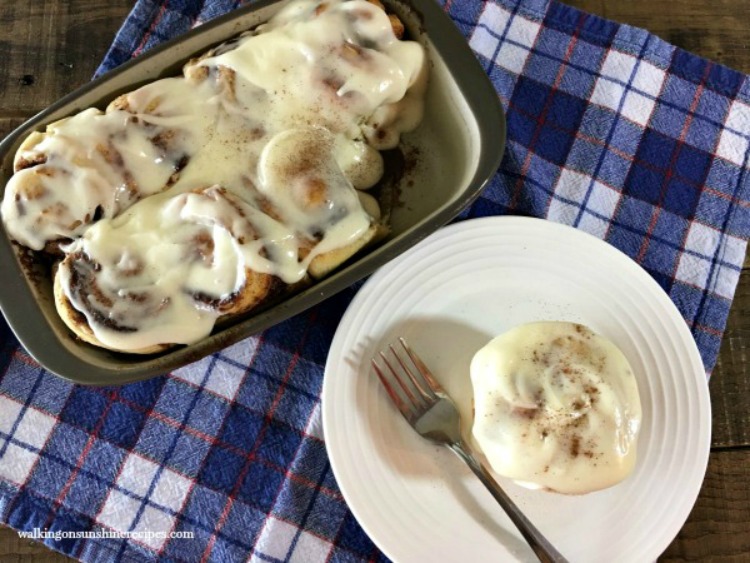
[322,216,711,563]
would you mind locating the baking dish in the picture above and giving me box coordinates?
[0,0,505,384]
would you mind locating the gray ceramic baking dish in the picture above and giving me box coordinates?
[0,0,505,385]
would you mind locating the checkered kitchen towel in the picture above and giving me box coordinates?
[2,0,750,560]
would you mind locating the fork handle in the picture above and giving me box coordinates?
[448,441,569,563]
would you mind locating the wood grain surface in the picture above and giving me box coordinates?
[0,0,749,560]
[0,0,133,116]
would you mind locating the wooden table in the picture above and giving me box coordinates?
[0,0,748,560]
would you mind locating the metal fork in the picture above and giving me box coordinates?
[372,338,568,563]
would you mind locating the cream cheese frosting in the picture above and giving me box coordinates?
[470,322,642,495]
[1,0,426,352]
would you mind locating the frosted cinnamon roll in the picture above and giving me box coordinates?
[54,186,279,353]
[1,108,192,252]
[257,127,386,279]
[470,322,642,495]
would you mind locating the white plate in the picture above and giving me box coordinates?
[322,216,711,563]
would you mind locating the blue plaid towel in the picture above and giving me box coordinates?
[2,0,749,560]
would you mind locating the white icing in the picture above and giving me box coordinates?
[470,322,642,495]
[1,0,426,351]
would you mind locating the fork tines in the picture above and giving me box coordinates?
[371,338,440,421]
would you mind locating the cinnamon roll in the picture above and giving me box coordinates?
[470,322,642,494]
[54,186,279,353]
